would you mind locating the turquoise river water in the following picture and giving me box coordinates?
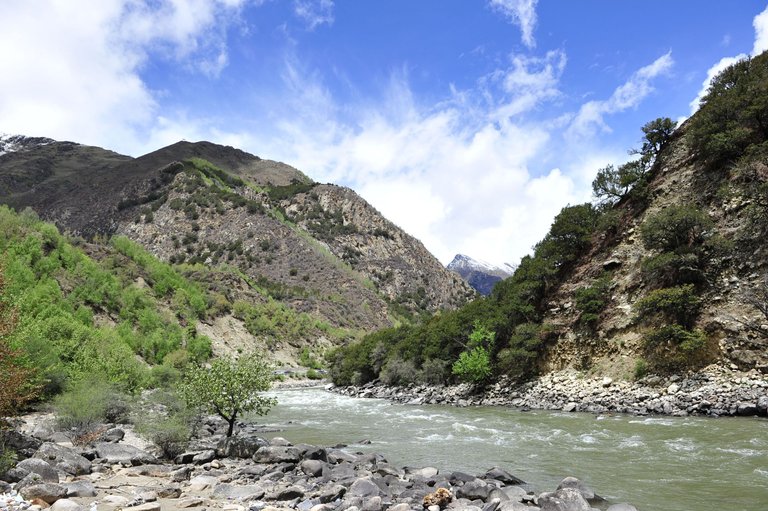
[254,387,768,511]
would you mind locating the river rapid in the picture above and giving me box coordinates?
[256,387,768,511]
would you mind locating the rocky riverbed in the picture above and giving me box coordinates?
[0,414,638,511]
[333,365,768,417]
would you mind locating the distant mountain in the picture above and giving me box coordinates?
[447,254,514,295]
[0,135,474,364]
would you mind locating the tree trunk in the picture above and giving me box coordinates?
[226,416,236,437]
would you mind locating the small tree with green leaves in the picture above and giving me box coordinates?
[178,355,276,436]
[452,322,495,383]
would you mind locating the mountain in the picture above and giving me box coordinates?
[329,52,768,385]
[446,254,515,295]
[0,136,474,364]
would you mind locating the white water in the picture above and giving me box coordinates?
[250,387,768,511]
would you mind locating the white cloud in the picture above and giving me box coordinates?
[0,0,247,152]
[566,52,673,140]
[753,4,768,55]
[489,0,538,49]
[293,0,334,30]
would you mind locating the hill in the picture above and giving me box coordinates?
[329,51,768,386]
[0,139,474,368]
[447,254,515,296]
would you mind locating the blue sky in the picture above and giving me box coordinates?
[2,1,767,267]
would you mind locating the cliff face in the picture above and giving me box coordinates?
[539,122,768,377]
[0,137,473,361]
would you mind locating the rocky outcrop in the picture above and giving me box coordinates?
[335,365,768,417]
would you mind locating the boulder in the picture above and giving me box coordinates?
[253,446,301,464]
[318,484,346,503]
[217,436,269,459]
[63,480,97,497]
[95,442,157,466]
[189,475,220,491]
[212,483,266,501]
[192,449,217,464]
[16,458,59,482]
[101,428,125,443]
[538,488,591,511]
[484,467,525,486]
[348,477,381,498]
[457,479,489,500]
[757,396,768,415]
[273,486,305,500]
[50,498,85,511]
[556,477,602,503]
[0,429,42,458]
[405,466,439,479]
[300,459,326,477]
[131,503,162,511]
[20,483,68,504]
[33,443,91,475]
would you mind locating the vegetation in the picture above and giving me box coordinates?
[178,355,276,437]
[574,273,612,327]
[53,378,131,444]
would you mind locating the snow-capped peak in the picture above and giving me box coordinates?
[446,254,515,278]
[0,134,55,156]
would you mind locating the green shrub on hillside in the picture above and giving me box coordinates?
[634,284,701,328]
[640,206,713,253]
[574,274,612,327]
[54,378,131,443]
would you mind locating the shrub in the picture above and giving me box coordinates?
[54,379,132,443]
[380,356,419,386]
[640,205,713,252]
[642,325,708,371]
[574,274,612,327]
[305,368,323,380]
[451,346,492,383]
[634,285,701,328]
[633,359,649,380]
[641,252,704,288]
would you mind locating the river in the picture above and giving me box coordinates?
[254,387,768,511]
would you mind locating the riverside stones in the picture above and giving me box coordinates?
[32,443,91,476]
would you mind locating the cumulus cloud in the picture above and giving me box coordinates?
[566,52,673,140]
[489,0,538,48]
[293,0,334,30]
[0,0,247,152]
[753,4,768,55]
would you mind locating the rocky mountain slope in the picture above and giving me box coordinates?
[447,254,514,295]
[0,137,473,363]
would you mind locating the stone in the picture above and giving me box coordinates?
[405,466,439,479]
[253,446,301,464]
[192,450,217,464]
[139,491,158,502]
[562,403,578,413]
[388,504,411,511]
[130,503,162,511]
[33,443,91,476]
[457,479,489,500]
[217,436,269,459]
[667,383,680,394]
[16,458,59,483]
[49,498,85,511]
[349,477,381,498]
[497,502,532,511]
[318,484,346,503]
[758,396,768,415]
[423,488,452,508]
[0,429,42,458]
[171,466,193,482]
[62,481,97,497]
[101,428,125,443]
[177,498,205,508]
[102,495,130,507]
[300,459,326,477]
[213,483,266,501]
[20,483,68,504]
[189,475,219,491]
[274,486,305,500]
[736,402,758,416]
[538,488,591,511]
[270,437,292,446]
[360,496,382,511]
[484,467,525,485]
[556,477,597,501]
[94,443,156,466]
[157,486,182,499]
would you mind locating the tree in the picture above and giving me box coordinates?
[178,355,276,436]
[452,322,495,383]
[639,117,676,157]
[592,160,647,205]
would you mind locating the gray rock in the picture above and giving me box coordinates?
[49,498,85,511]
[300,459,326,477]
[270,437,292,446]
[318,484,346,503]
[94,442,157,466]
[192,449,216,464]
[16,458,59,483]
[388,504,411,511]
[736,402,758,416]
[101,428,125,443]
[484,467,525,485]
[349,477,381,498]
[212,483,266,500]
[33,442,91,475]
[0,429,42,459]
[498,502,535,511]
[253,446,301,464]
[606,504,639,511]
[20,483,68,504]
[274,485,305,500]
[757,396,768,415]
[63,480,97,497]
[457,479,489,500]
[189,474,219,491]
[556,477,602,502]
[361,495,382,511]
[217,436,269,459]
[538,488,591,511]
[171,465,193,482]
[130,503,161,511]
[157,485,182,499]
[177,497,205,508]
[405,466,439,479]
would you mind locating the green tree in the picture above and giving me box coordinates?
[178,355,276,436]
[592,160,646,205]
[452,322,495,383]
[639,117,676,157]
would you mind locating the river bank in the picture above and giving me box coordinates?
[332,365,768,417]
[1,412,638,511]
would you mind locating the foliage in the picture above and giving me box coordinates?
[266,179,316,201]
[634,285,701,329]
[688,52,768,165]
[574,274,612,327]
[381,356,420,385]
[178,355,276,436]
[641,325,708,371]
[134,390,193,458]
[451,346,492,383]
[54,378,132,443]
[639,117,677,157]
[640,205,713,253]
[641,252,704,288]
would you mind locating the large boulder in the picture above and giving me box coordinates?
[539,488,591,511]
[212,483,266,500]
[216,435,269,459]
[33,443,91,476]
[0,429,42,459]
[253,446,301,464]
[348,477,382,498]
[20,483,68,504]
[16,458,59,482]
[484,467,525,486]
[94,442,157,466]
[63,480,97,497]
[556,477,603,503]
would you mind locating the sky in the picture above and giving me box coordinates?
[2,1,768,268]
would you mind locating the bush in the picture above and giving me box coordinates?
[451,346,492,383]
[305,368,323,380]
[640,205,713,252]
[641,252,704,288]
[380,356,419,386]
[634,285,701,328]
[574,274,612,327]
[642,325,708,371]
[54,379,132,443]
